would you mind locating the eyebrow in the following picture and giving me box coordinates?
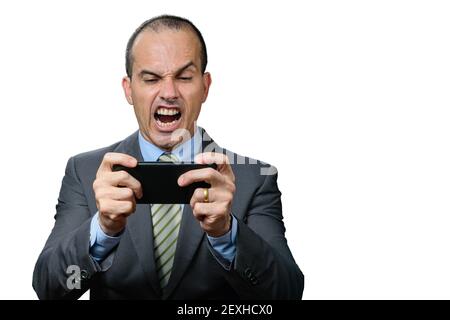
[139,61,196,78]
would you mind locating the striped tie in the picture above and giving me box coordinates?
[152,153,182,288]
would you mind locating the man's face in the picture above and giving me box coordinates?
[122,28,211,150]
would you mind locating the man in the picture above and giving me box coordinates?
[33,15,304,299]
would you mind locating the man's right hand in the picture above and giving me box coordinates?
[93,152,143,236]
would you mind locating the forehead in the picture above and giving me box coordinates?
[132,28,201,72]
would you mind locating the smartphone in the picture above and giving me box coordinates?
[112,162,217,204]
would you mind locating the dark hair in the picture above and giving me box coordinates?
[125,15,208,79]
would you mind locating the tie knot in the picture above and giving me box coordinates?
[158,153,179,163]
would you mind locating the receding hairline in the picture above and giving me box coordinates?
[140,18,195,33]
[126,17,208,79]
[130,25,202,70]
[133,24,202,51]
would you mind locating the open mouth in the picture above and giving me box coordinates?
[154,106,182,129]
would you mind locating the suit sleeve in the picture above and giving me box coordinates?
[33,156,101,300]
[221,170,304,299]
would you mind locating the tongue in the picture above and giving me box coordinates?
[158,114,177,123]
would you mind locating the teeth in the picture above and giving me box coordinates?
[156,107,180,116]
[156,118,179,127]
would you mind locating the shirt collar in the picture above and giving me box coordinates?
[138,126,202,162]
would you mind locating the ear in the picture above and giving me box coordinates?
[201,72,212,103]
[122,76,133,105]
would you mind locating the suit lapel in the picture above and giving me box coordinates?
[116,131,162,296]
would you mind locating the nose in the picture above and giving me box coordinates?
[159,77,178,102]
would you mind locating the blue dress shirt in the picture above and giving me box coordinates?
[89,127,237,264]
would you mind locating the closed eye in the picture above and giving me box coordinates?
[144,79,159,83]
[178,77,192,81]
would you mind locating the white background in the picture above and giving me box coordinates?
[0,0,449,299]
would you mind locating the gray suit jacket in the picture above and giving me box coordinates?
[33,129,304,299]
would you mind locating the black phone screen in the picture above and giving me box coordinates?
[112,162,216,204]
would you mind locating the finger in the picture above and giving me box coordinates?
[98,152,138,174]
[195,152,230,166]
[192,202,222,215]
[102,171,143,199]
[191,202,221,221]
[96,186,135,201]
[194,201,231,218]
[98,199,136,216]
[190,187,215,207]
[195,152,235,182]
[178,167,221,187]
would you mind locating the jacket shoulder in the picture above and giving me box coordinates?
[70,131,139,167]
[222,147,279,182]
[71,141,122,164]
[65,132,139,184]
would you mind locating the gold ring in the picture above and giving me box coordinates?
[203,188,209,203]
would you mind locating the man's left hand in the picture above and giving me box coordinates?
[178,152,235,237]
